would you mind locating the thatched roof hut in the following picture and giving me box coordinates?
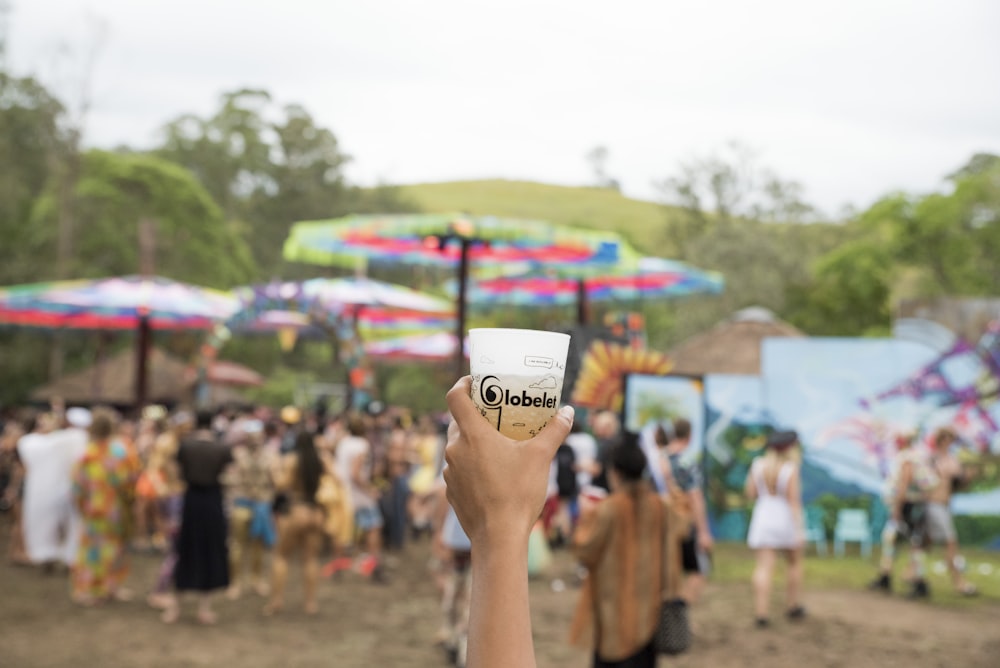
[668,307,804,376]
[32,348,259,408]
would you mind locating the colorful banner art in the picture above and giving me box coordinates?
[570,329,672,412]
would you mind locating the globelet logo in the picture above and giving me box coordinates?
[479,375,559,409]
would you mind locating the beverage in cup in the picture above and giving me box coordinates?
[468,328,571,440]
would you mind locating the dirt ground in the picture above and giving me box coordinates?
[2,523,998,668]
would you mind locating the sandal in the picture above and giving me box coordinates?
[786,606,807,621]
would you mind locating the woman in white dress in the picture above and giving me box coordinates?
[744,430,805,627]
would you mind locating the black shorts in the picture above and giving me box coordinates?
[900,502,928,545]
[594,640,656,668]
[681,531,710,575]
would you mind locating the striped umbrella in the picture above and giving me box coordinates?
[0,275,239,329]
[283,214,636,375]
[0,275,240,406]
[455,257,724,322]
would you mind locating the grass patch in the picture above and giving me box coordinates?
[708,543,1000,609]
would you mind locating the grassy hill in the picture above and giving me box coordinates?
[395,179,679,254]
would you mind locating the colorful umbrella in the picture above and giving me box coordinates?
[283,214,636,374]
[0,275,239,330]
[0,275,240,406]
[228,278,454,336]
[456,257,724,322]
[365,332,468,363]
[227,278,455,409]
[301,277,452,314]
[283,213,631,269]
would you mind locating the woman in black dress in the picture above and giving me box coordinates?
[162,411,232,625]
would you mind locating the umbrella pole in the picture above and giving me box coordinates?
[455,238,471,378]
[92,331,110,401]
[135,314,151,410]
[576,278,590,326]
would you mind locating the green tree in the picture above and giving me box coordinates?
[655,142,844,342]
[895,164,1000,296]
[25,149,255,287]
[784,239,893,336]
[659,141,821,257]
[785,157,1000,336]
[156,89,416,277]
[157,88,274,220]
[0,72,67,283]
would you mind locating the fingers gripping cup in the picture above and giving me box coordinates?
[469,328,571,440]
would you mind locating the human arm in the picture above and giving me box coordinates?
[785,465,805,546]
[443,376,574,668]
[572,501,611,568]
[688,487,714,552]
[743,462,758,502]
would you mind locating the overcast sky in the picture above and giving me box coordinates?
[7,0,1000,215]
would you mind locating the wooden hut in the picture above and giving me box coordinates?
[31,347,260,408]
[668,307,804,376]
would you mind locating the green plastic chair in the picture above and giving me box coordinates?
[804,505,827,556]
[833,508,872,557]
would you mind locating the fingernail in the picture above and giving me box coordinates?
[559,405,575,422]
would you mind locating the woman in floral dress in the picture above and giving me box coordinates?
[71,408,140,605]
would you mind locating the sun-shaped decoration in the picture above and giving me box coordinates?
[571,341,673,411]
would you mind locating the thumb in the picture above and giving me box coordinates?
[531,405,575,457]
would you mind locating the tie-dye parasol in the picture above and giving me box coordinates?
[228,278,454,338]
[282,214,635,374]
[364,332,468,363]
[454,256,724,324]
[0,275,241,406]
[0,275,239,329]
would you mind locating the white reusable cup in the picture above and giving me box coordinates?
[468,328,571,440]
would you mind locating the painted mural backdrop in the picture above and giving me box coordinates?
[761,335,1000,547]
[621,374,704,494]
[703,375,772,541]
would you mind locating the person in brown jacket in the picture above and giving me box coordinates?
[571,433,687,668]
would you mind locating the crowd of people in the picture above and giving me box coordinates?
[0,401,454,622]
[0,387,981,668]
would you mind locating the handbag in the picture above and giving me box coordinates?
[655,598,691,655]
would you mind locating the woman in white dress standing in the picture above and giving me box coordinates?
[745,430,805,628]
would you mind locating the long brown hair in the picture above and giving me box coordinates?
[758,446,799,494]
